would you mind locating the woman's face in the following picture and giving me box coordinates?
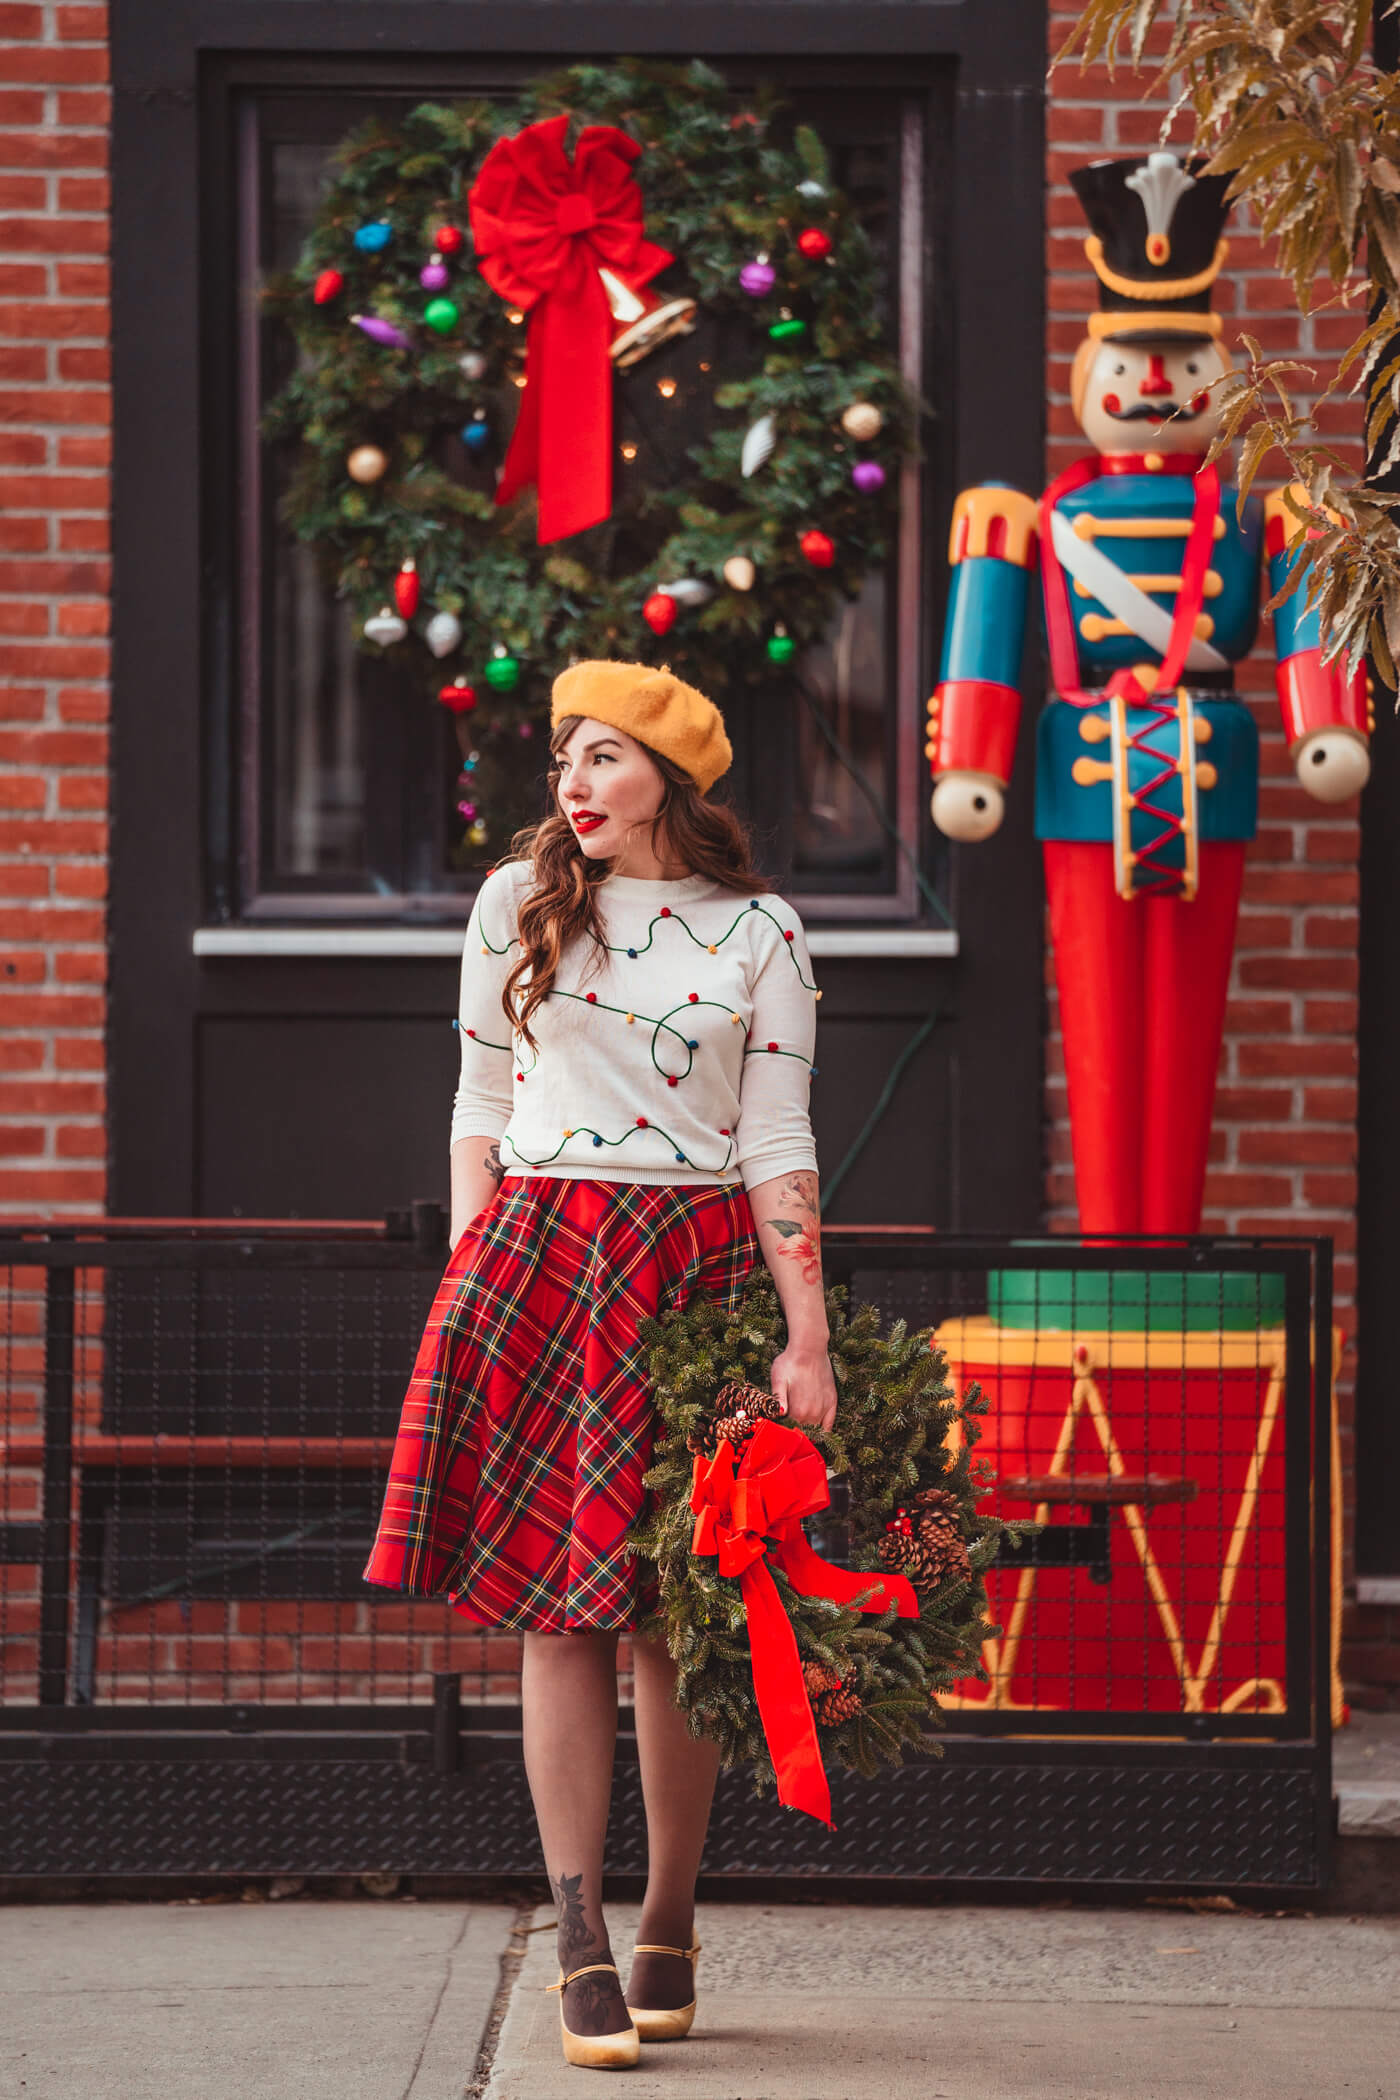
[553,715,668,861]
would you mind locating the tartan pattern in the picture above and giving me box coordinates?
[363,1174,760,1630]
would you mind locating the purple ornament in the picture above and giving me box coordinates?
[851,459,886,493]
[457,801,477,820]
[352,313,411,350]
[518,721,534,738]
[419,258,450,292]
[739,257,776,296]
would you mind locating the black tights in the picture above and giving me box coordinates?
[521,1627,720,2036]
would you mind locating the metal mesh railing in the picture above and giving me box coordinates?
[0,1217,1329,1740]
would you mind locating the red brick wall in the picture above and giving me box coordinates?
[1048,9,1395,1707]
[0,1,109,1224]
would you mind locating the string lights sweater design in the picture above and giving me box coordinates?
[450,864,820,1192]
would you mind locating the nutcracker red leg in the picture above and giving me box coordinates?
[1043,840,1147,1235]
[1138,842,1246,1235]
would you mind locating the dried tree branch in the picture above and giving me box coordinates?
[1056,0,1400,684]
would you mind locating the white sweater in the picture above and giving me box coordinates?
[450,862,820,1192]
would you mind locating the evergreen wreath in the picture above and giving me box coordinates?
[260,59,912,863]
[628,1268,1007,1797]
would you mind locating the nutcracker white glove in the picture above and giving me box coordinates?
[930,771,1005,842]
[1294,729,1370,804]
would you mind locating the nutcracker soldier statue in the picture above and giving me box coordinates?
[929,153,1361,1715]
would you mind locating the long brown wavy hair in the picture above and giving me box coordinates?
[497,715,771,1052]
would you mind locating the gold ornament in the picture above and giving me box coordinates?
[723,554,756,592]
[347,444,389,484]
[840,401,883,441]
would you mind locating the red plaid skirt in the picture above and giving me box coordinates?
[363,1175,760,1631]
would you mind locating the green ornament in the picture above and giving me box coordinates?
[423,296,460,335]
[768,314,806,342]
[484,647,521,692]
[766,629,796,665]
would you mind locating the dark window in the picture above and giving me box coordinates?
[234,82,935,922]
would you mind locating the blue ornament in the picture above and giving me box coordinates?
[353,220,392,254]
[688,1040,698,1049]
[593,1135,603,1146]
[674,1151,685,1163]
[460,413,490,451]
[627,947,637,958]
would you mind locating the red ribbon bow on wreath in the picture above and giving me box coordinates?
[468,113,675,545]
[690,1418,920,1827]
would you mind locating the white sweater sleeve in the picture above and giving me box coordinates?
[732,903,820,1192]
[449,868,517,1150]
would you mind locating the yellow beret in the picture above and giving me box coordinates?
[550,659,733,796]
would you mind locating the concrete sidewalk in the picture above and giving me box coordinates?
[1,1895,517,2100]
[3,1893,1398,2100]
[490,1900,1400,2100]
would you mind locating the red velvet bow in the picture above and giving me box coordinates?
[690,1418,919,1827]
[468,113,674,545]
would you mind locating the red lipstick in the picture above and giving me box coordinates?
[572,811,606,833]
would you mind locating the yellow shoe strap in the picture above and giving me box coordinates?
[547,1961,621,1994]
[632,1942,700,1962]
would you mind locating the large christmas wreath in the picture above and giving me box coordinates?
[628,1270,1005,1823]
[261,59,912,863]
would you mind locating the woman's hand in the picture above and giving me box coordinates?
[769,1341,838,1434]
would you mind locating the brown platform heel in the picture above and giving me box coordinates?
[546,1961,640,2070]
[625,1940,701,2041]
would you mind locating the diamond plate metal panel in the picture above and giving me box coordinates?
[0,1749,1322,1888]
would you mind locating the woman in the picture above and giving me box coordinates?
[364,659,834,2070]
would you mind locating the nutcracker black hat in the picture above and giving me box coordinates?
[1071,151,1233,341]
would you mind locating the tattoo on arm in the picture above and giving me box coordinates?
[756,1170,822,1276]
[484,1142,504,1187]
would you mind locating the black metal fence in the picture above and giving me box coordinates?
[0,1214,1333,1892]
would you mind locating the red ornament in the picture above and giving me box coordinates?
[800,529,835,568]
[636,1116,648,1128]
[438,678,477,713]
[797,228,833,260]
[643,590,677,636]
[313,268,344,305]
[885,1508,914,1538]
[393,559,420,619]
[434,224,465,255]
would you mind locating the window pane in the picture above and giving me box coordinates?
[794,573,891,884]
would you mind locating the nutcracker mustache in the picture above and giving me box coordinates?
[1105,400,1192,422]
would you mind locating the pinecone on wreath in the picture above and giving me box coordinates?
[911,1484,972,1587]
[803,1660,862,1727]
[688,1379,783,1455]
[879,1491,971,1591]
[877,1524,943,1590]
